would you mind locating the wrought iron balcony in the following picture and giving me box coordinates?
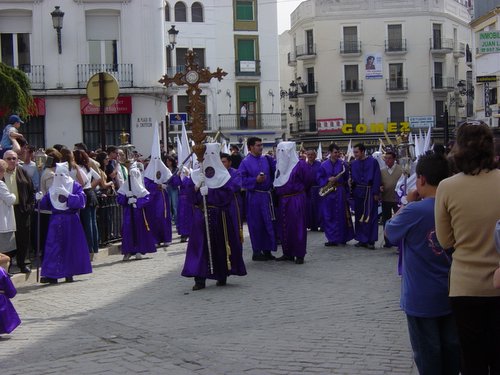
[235,60,261,77]
[290,120,317,134]
[431,77,455,92]
[340,41,362,55]
[217,113,286,131]
[18,65,45,90]
[453,42,465,58]
[430,38,453,54]
[77,63,134,89]
[341,80,363,95]
[297,81,318,96]
[386,78,408,93]
[287,52,297,66]
[296,44,316,59]
[385,39,407,54]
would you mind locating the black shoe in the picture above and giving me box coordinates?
[275,255,294,261]
[295,257,304,264]
[383,243,393,248]
[263,251,276,260]
[252,253,268,261]
[65,277,74,283]
[19,265,31,274]
[192,283,206,291]
[354,242,367,248]
[324,242,338,247]
[216,279,227,286]
[366,244,376,250]
[40,277,58,284]
[180,236,188,243]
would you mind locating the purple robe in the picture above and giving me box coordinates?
[238,154,277,253]
[317,159,354,244]
[181,178,247,280]
[350,156,381,243]
[117,193,157,255]
[40,183,92,279]
[275,160,314,258]
[0,267,21,334]
[227,167,244,253]
[306,160,322,231]
[171,175,194,237]
[144,177,172,244]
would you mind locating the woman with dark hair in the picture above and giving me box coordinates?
[166,155,179,226]
[60,148,86,187]
[435,121,500,374]
[74,150,101,260]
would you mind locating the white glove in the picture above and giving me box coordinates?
[200,186,208,196]
[128,197,137,205]
[35,191,43,201]
[160,183,167,190]
[55,186,70,197]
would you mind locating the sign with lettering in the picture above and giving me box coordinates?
[478,31,500,54]
[476,75,497,83]
[80,96,132,115]
[136,116,153,128]
[169,113,188,125]
[409,116,434,129]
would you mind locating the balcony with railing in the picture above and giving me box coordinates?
[340,41,362,55]
[287,52,297,66]
[431,76,455,92]
[453,42,465,58]
[296,44,317,60]
[235,60,261,77]
[217,113,286,131]
[341,79,363,95]
[386,78,408,93]
[430,38,454,54]
[77,63,134,89]
[297,81,318,97]
[385,39,407,54]
[18,65,45,90]
[290,119,317,134]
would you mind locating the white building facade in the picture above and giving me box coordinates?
[280,0,473,148]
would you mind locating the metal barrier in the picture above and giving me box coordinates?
[97,194,123,246]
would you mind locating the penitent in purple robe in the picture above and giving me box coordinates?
[238,154,277,254]
[0,267,21,334]
[275,160,314,258]
[227,167,244,253]
[117,193,157,255]
[144,177,172,244]
[171,175,194,237]
[181,178,246,280]
[317,159,354,244]
[306,160,322,231]
[40,183,92,279]
[350,156,381,244]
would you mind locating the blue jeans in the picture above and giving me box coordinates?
[80,205,99,253]
[167,185,179,226]
[406,314,460,375]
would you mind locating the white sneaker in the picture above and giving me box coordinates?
[123,254,132,261]
[135,253,143,260]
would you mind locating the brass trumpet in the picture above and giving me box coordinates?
[319,165,346,196]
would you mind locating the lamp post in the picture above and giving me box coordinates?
[443,104,449,147]
[50,6,64,54]
[370,97,376,115]
[167,25,179,50]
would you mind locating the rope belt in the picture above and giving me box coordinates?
[282,190,304,198]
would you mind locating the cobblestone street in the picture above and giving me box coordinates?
[1,228,415,375]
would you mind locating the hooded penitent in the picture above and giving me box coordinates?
[144,122,172,183]
[191,143,231,189]
[274,141,299,187]
[49,162,74,210]
[118,163,149,198]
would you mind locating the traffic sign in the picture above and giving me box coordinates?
[86,72,119,107]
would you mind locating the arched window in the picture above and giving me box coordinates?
[174,2,187,22]
[191,2,203,22]
[165,2,170,22]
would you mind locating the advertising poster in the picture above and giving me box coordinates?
[365,53,383,79]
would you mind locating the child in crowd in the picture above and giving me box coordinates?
[385,151,459,374]
[0,115,26,157]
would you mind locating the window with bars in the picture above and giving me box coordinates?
[387,24,402,51]
[82,114,131,151]
[23,116,45,149]
[390,102,405,123]
[345,103,360,125]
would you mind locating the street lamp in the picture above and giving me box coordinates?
[370,97,376,115]
[167,25,179,51]
[50,6,64,54]
[288,105,302,119]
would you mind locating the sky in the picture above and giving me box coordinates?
[277,0,303,34]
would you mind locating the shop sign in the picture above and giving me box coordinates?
[80,96,132,115]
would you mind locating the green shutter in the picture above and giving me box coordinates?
[236,1,253,21]
[239,86,256,102]
[237,39,254,60]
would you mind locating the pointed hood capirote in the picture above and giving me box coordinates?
[274,141,299,187]
[144,122,173,183]
[117,163,149,198]
[49,162,74,211]
[191,143,231,189]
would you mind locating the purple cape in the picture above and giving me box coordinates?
[40,183,92,279]
[117,193,157,254]
[306,160,322,231]
[171,175,194,237]
[144,177,172,244]
[0,267,21,334]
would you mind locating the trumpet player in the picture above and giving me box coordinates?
[351,143,381,250]
[317,144,353,247]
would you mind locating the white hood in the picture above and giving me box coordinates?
[117,163,149,198]
[49,162,74,211]
[191,143,231,189]
[143,122,172,183]
[274,141,299,187]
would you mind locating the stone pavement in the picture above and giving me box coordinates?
[1,227,417,375]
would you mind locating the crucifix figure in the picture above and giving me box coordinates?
[159,49,227,163]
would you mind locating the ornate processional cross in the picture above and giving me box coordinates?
[159,50,227,163]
